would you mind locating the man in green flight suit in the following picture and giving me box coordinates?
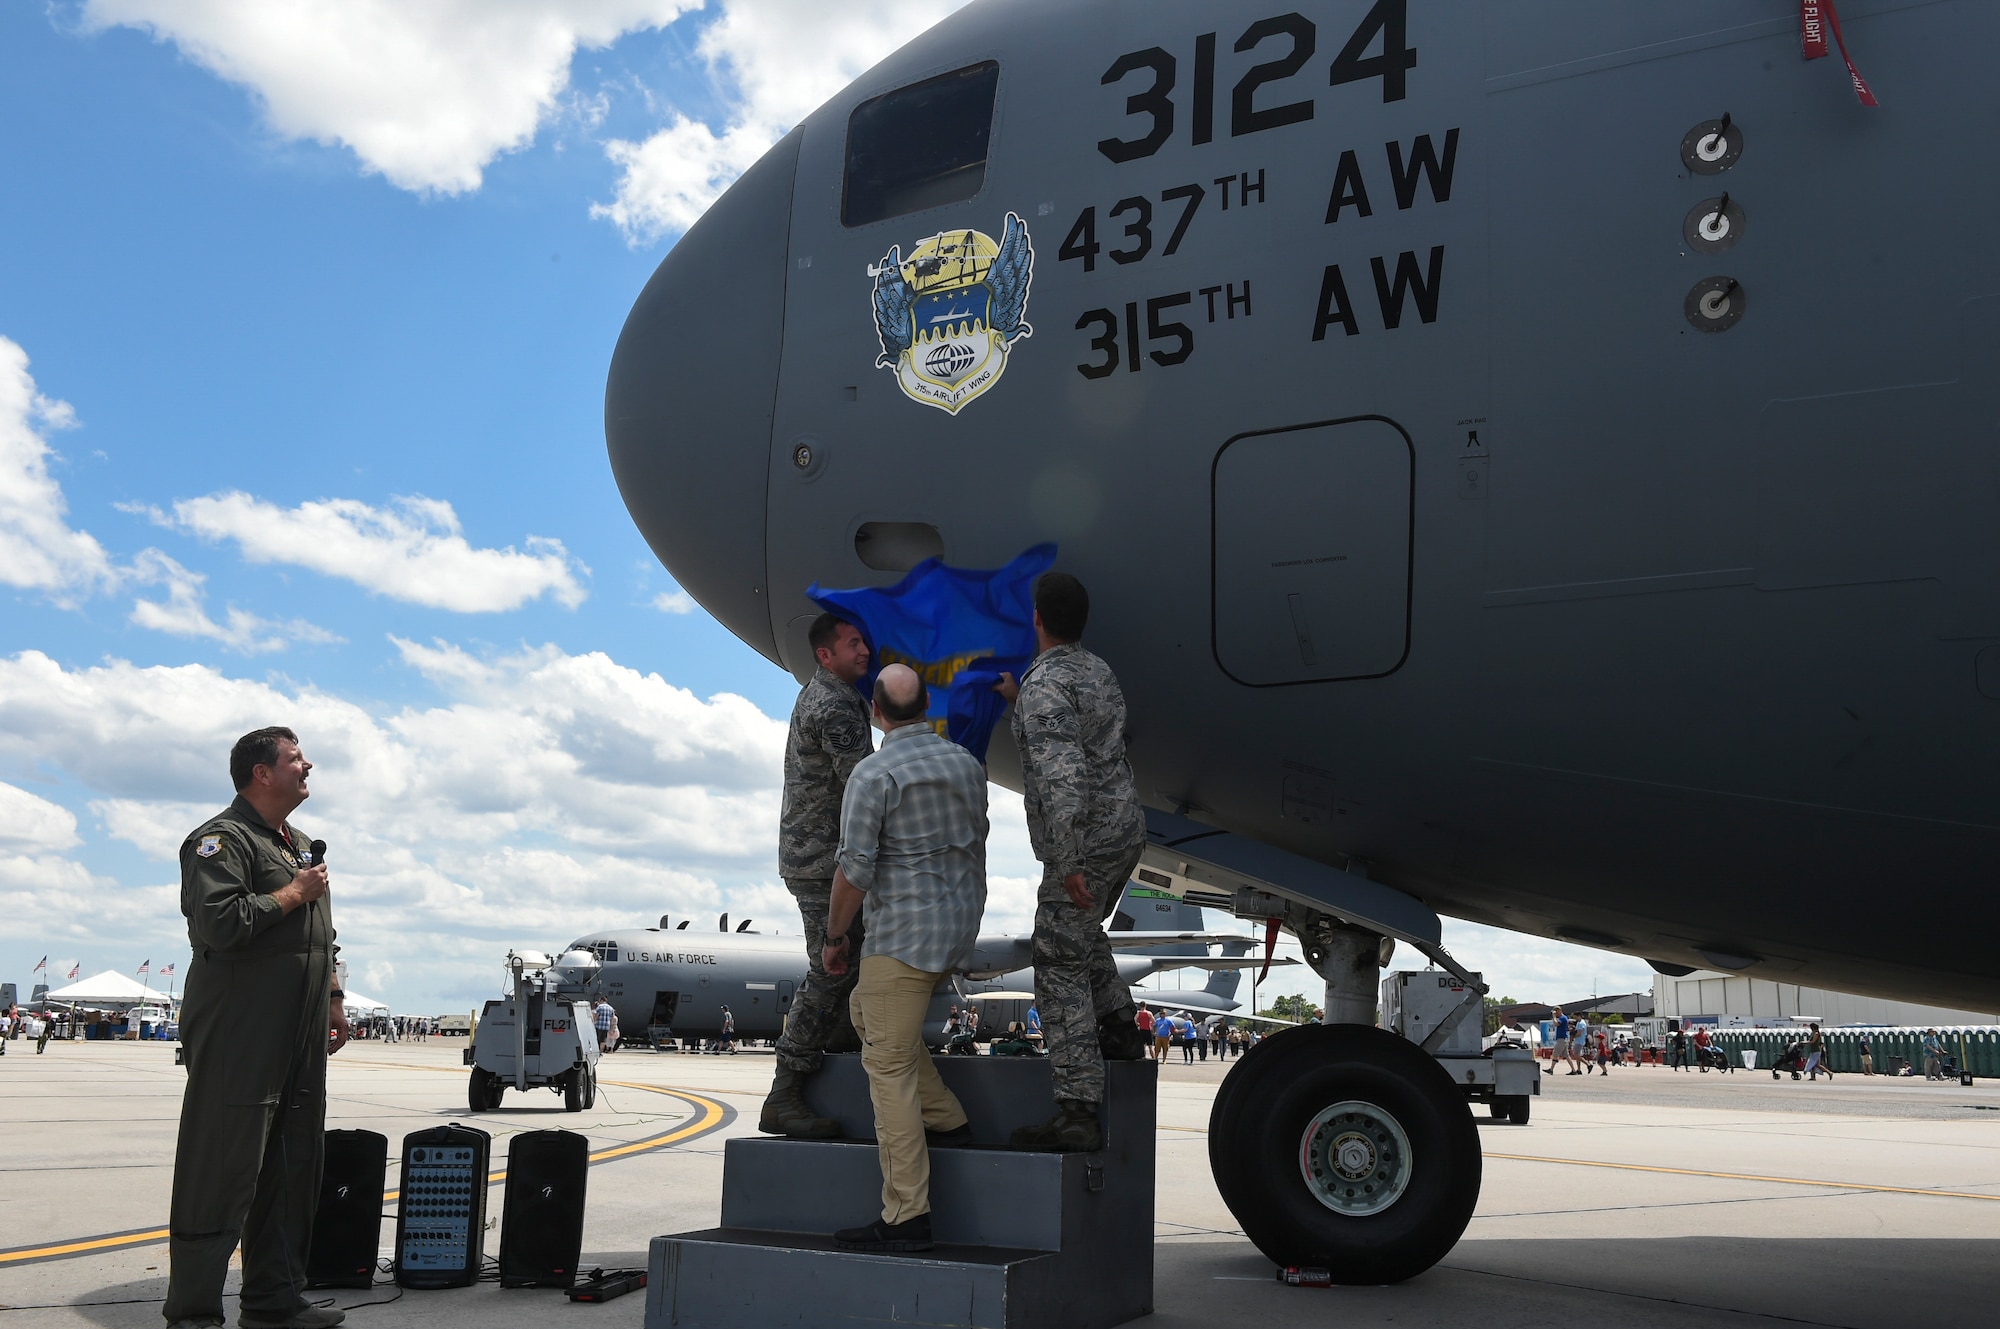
[164,727,351,1329]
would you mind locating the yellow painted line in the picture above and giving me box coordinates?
[0,1083,728,1267]
[0,1229,167,1264]
[589,1081,727,1162]
[1481,1151,2000,1202]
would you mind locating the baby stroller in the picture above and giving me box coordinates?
[1771,1040,1809,1079]
[1697,1044,1735,1073]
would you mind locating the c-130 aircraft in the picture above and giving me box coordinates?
[571,885,1290,1045]
[605,0,2000,1285]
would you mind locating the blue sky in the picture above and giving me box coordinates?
[0,0,1653,1013]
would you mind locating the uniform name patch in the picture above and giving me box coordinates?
[195,834,222,858]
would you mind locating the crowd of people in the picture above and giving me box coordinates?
[921,1000,1259,1061]
[342,1013,434,1042]
[1134,1004,1257,1061]
[1549,1007,1635,1074]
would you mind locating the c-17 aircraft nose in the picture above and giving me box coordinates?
[605,129,803,664]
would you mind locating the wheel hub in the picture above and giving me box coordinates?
[1299,1100,1413,1217]
[1332,1132,1375,1179]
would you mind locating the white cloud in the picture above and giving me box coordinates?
[592,0,974,242]
[1437,918,1657,1006]
[652,588,695,614]
[81,0,700,195]
[0,781,82,852]
[140,491,587,612]
[0,642,785,999]
[128,548,343,654]
[0,336,117,604]
[0,852,139,953]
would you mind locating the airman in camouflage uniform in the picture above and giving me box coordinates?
[1003,574,1149,1152]
[762,613,875,1138]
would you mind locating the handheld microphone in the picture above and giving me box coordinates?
[310,839,328,867]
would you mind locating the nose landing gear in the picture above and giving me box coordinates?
[1210,1021,1481,1284]
[1141,813,1490,1284]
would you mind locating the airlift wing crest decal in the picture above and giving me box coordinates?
[869,211,1034,415]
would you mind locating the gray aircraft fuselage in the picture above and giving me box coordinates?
[572,927,1239,1040]
[607,1,2000,1011]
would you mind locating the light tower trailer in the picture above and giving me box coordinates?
[465,950,602,1112]
[1380,970,1540,1125]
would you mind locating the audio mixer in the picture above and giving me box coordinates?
[392,1124,491,1289]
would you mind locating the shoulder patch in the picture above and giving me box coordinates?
[195,834,222,859]
[828,721,863,753]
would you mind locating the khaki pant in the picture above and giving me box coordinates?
[850,955,967,1225]
[1861,1054,1874,1075]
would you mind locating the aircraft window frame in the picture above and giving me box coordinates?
[842,61,1001,228]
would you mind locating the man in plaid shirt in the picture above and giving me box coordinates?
[821,664,989,1254]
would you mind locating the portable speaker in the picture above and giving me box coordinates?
[392,1123,491,1289]
[307,1129,387,1289]
[498,1130,590,1288]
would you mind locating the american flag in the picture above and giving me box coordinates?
[67,963,80,980]
[159,963,176,978]
[137,959,150,976]
[33,955,46,973]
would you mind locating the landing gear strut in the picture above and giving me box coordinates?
[1209,909,1482,1284]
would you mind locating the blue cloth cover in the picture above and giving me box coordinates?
[808,543,1056,762]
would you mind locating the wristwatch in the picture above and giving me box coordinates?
[330,988,346,1001]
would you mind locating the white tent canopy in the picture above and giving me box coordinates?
[41,971,175,1006]
[340,989,389,1015]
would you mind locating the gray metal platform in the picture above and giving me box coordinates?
[646,1055,1157,1329]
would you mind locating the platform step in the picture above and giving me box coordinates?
[723,1137,1083,1249]
[649,1057,1157,1329]
[800,1053,1154,1149]
[649,1228,1137,1329]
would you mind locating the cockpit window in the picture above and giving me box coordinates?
[842,62,999,228]
[588,940,618,962]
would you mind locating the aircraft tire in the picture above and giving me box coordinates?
[1206,1032,1293,1218]
[1209,1024,1480,1284]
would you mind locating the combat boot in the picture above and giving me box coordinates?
[1098,1013,1148,1061]
[757,1065,840,1139]
[1008,1099,1102,1152]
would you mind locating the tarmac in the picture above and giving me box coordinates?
[3,1038,1998,1329]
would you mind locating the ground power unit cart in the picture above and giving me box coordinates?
[1381,970,1540,1124]
[466,949,602,1112]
